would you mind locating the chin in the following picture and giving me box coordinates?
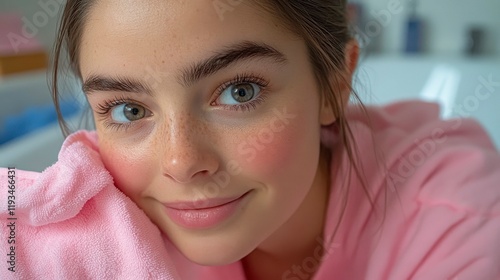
[182,245,249,266]
[173,234,257,266]
[188,254,240,266]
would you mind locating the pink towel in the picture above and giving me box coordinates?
[0,131,180,279]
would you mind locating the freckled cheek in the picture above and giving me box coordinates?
[233,119,319,188]
[99,141,157,198]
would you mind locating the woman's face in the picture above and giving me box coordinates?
[80,0,334,265]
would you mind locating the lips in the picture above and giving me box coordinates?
[164,192,248,210]
[163,191,252,229]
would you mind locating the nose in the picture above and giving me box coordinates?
[160,114,219,184]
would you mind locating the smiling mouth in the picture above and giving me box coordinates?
[164,190,251,210]
[162,190,252,229]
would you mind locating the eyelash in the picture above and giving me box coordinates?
[211,73,270,112]
[95,73,270,130]
[95,96,138,131]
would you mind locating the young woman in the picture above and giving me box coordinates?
[1,0,499,279]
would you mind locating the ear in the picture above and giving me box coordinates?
[319,39,359,126]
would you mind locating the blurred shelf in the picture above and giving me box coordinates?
[354,54,500,149]
[359,52,500,63]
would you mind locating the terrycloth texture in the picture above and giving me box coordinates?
[1,100,499,279]
[0,131,180,279]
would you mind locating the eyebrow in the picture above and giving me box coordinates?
[180,41,288,87]
[82,41,288,95]
[82,75,153,96]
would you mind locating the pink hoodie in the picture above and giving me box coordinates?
[1,101,499,279]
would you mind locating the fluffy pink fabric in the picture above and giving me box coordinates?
[0,131,180,279]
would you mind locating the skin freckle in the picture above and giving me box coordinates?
[80,0,332,270]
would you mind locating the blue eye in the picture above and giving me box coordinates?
[110,103,146,123]
[218,82,261,105]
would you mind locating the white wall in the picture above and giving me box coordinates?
[352,0,500,56]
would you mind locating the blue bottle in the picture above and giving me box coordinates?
[405,0,423,54]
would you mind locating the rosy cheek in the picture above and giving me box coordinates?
[99,141,154,197]
[237,128,295,169]
[233,110,318,187]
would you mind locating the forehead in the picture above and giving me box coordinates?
[79,0,293,78]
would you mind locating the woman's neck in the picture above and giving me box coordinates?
[242,151,332,280]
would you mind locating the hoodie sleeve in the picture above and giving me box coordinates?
[369,104,500,279]
[383,139,500,279]
[316,101,500,280]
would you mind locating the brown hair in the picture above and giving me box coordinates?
[252,0,384,244]
[51,0,95,135]
[51,0,384,250]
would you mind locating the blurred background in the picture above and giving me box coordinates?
[0,0,499,171]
